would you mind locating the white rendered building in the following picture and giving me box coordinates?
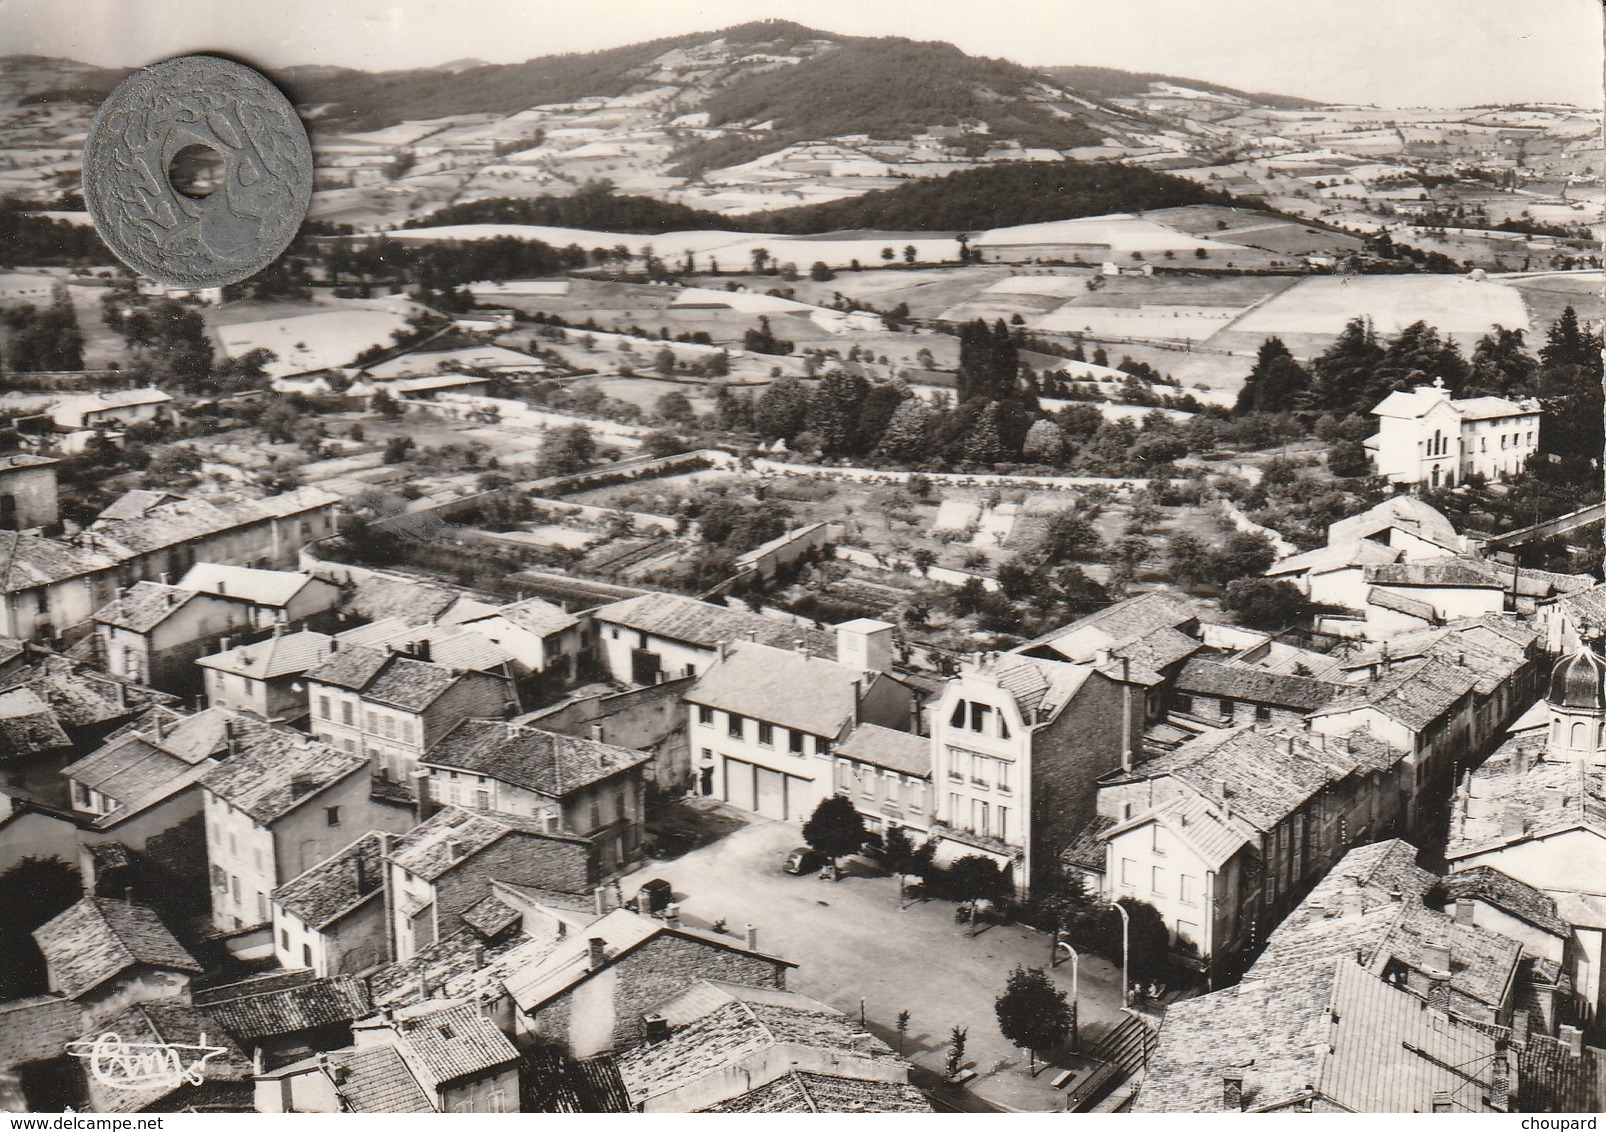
[1367,377,1541,488]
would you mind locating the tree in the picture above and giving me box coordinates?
[0,856,79,998]
[807,370,870,456]
[537,423,597,477]
[1215,530,1278,582]
[1222,578,1310,629]
[755,376,812,441]
[962,401,1004,465]
[655,390,695,424]
[995,965,1073,1075]
[876,397,934,462]
[1167,531,1213,589]
[1233,337,1311,415]
[903,244,917,264]
[948,854,1010,933]
[382,436,414,464]
[945,1026,968,1081]
[809,261,834,282]
[371,388,403,418]
[802,795,867,876]
[1042,508,1103,563]
[653,347,678,376]
[1327,438,1371,478]
[1021,418,1065,464]
[1308,317,1383,411]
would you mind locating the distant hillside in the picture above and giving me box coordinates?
[405,181,732,234]
[751,161,1242,233]
[1038,65,1325,110]
[670,37,1109,176]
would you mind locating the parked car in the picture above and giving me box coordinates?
[783,847,825,875]
[637,878,674,914]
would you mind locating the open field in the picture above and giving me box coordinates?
[1222,273,1532,344]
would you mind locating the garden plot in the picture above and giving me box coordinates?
[216,307,417,377]
[932,497,982,532]
[1225,274,1532,341]
[973,213,1236,256]
[973,503,1019,548]
[1032,303,1244,340]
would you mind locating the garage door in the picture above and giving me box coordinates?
[724,757,755,811]
[756,767,786,821]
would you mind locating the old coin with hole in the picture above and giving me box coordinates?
[82,55,312,289]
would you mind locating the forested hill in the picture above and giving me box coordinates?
[407,162,1247,236]
[1037,65,1325,110]
[750,162,1242,233]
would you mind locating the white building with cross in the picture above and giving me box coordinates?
[1366,377,1542,489]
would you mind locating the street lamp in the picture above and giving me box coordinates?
[1111,901,1131,1008]
[1055,937,1080,1052]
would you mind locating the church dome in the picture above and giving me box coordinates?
[1548,644,1606,711]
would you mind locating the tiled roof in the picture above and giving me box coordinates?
[490,596,579,637]
[1367,585,1437,621]
[272,832,386,930]
[335,619,513,673]
[1266,537,1401,578]
[33,897,201,998]
[10,656,177,727]
[1340,623,1531,697]
[1555,583,1606,637]
[619,981,904,1109]
[1175,657,1339,712]
[342,574,471,627]
[1016,591,1198,662]
[50,387,171,427]
[388,1000,518,1088]
[96,489,183,522]
[594,591,834,654]
[1449,740,1606,860]
[520,1048,633,1113]
[98,705,234,765]
[836,723,930,777]
[302,643,391,690]
[61,735,209,826]
[460,892,521,939]
[1442,867,1569,939]
[198,973,372,1043]
[0,995,83,1073]
[1312,657,1477,733]
[1517,1032,1606,1113]
[200,720,366,824]
[687,640,881,738]
[1060,814,1115,871]
[0,530,117,591]
[329,1045,434,1113]
[92,581,206,632]
[386,804,586,884]
[1370,905,1523,1014]
[1365,560,1505,588]
[425,720,649,799]
[702,1071,931,1113]
[305,645,481,712]
[1128,726,1344,834]
[1112,625,1203,676]
[0,685,71,757]
[84,488,337,560]
[1327,495,1461,548]
[976,652,1092,721]
[80,1002,251,1114]
[501,907,660,1012]
[198,630,334,680]
[178,563,323,607]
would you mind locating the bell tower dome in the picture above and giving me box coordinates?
[1546,640,1606,761]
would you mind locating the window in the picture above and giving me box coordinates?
[950,700,966,728]
[728,714,744,740]
[614,786,627,820]
[303,944,313,968]
[996,807,1007,840]
[1121,858,1135,884]
[1152,865,1166,895]
[1180,874,1196,905]
[1218,697,1235,718]
[212,865,225,889]
[402,718,416,744]
[1151,824,1165,855]
[973,799,989,837]
[589,799,602,829]
[475,789,490,809]
[366,711,379,733]
[969,702,992,734]
[1175,693,1193,713]
[318,696,331,720]
[971,754,990,788]
[788,730,804,756]
[996,761,1011,794]
[326,805,341,827]
[610,627,619,640]
[280,929,289,949]
[257,892,268,922]
[698,705,713,727]
[230,875,241,902]
[1255,704,1271,722]
[816,738,831,759]
[757,722,774,747]
[341,701,354,726]
[949,793,963,821]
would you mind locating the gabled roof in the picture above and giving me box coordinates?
[272,832,386,931]
[80,1002,251,1113]
[178,563,329,607]
[0,995,83,1074]
[0,685,71,757]
[836,723,930,777]
[8,655,177,728]
[197,972,372,1043]
[385,804,589,884]
[326,1046,434,1113]
[1266,537,1402,578]
[617,980,906,1110]
[304,645,493,712]
[702,1071,931,1113]
[382,1000,519,1089]
[343,574,467,626]
[95,489,184,522]
[1517,1031,1606,1113]
[424,720,649,799]
[33,898,201,998]
[50,387,171,427]
[200,721,366,824]
[335,619,513,674]
[0,530,117,592]
[1367,585,1438,621]
[61,735,210,827]
[485,595,580,637]
[1175,656,1339,712]
[1442,866,1569,939]
[92,581,214,632]
[85,488,339,559]
[594,591,834,654]
[1015,591,1198,663]
[198,630,334,680]
[1448,739,1606,860]
[1310,656,1477,733]
[687,640,889,738]
[1104,790,1254,869]
[969,651,1093,723]
[1364,560,1504,588]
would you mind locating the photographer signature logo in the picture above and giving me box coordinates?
[65,1031,228,1090]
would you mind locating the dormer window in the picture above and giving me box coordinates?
[969,703,992,734]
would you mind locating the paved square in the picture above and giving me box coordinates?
[635,816,1130,1112]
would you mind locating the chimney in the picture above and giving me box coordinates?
[1510,1010,1529,1047]
[123,885,134,905]
[416,639,431,664]
[744,924,759,951]
[472,943,486,968]
[445,837,463,860]
[1222,1071,1245,1111]
[290,771,319,799]
[1094,647,1113,667]
[589,722,605,744]
[412,769,435,822]
[643,1013,670,1043]
[1560,1024,1584,1058]
[544,810,560,834]
[1431,1091,1452,1114]
[1455,898,1475,925]
[794,638,808,659]
[329,637,339,652]
[159,571,170,585]
[1423,943,1452,977]
[587,937,607,970]
[1513,747,1529,776]
[252,1046,265,1077]
[223,718,239,757]
[273,620,285,639]
[217,580,226,595]
[664,902,680,929]
[355,854,375,896]
[593,886,609,916]
[717,639,729,662]
[637,890,653,916]
[1490,1040,1510,1111]
[151,712,165,743]
[850,678,861,727]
